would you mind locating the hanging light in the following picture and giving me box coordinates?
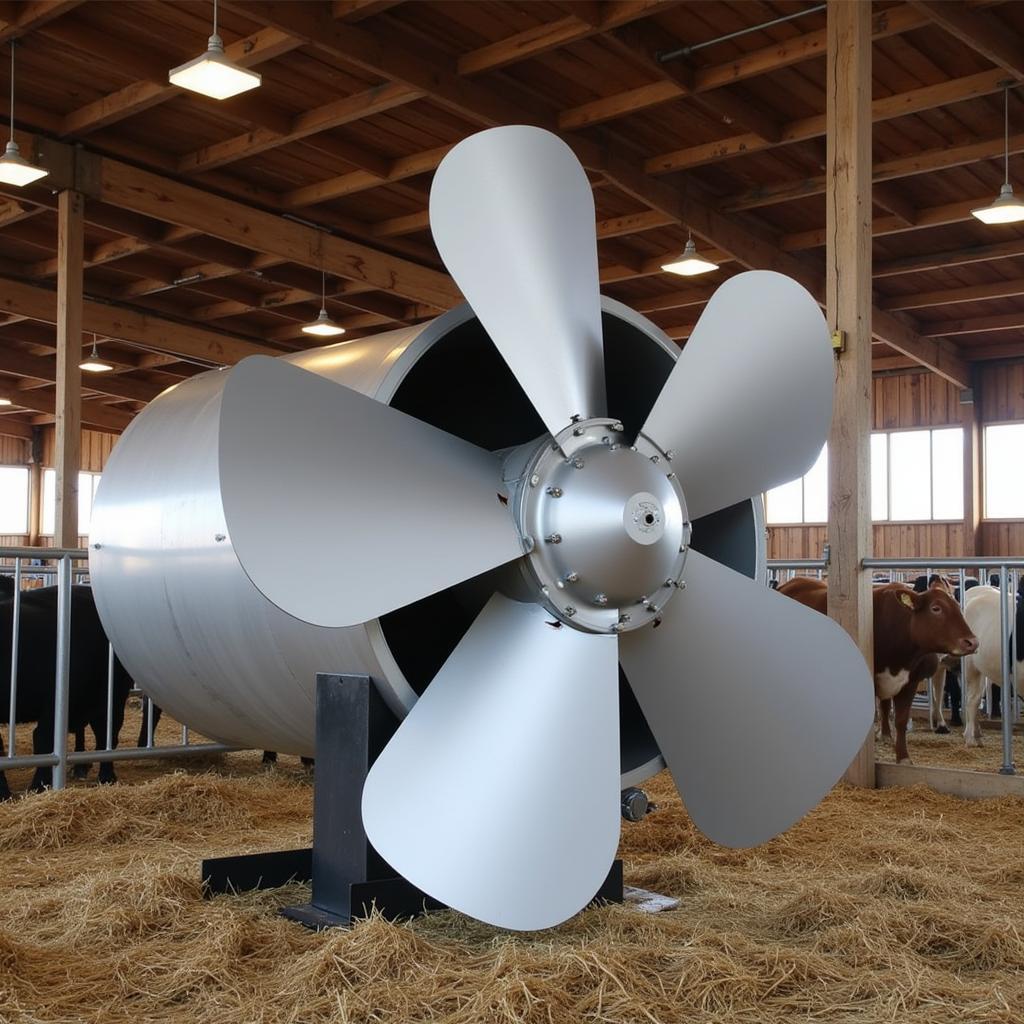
[80,336,113,373]
[301,268,346,338]
[168,0,261,100]
[661,230,719,276]
[972,86,1024,225]
[0,399,11,407]
[0,42,48,187]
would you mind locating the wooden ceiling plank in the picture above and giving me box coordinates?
[725,130,1024,212]
[559,3,929,130]
[61,27,300,135]
[0,274,279,365]
[224,0,549,131]
[0,416,35,440]
[921,311,1024,337]
[874,237,1024,277]
[881,276,1024,311]
[0,0,80,42]
[0,345,161,403]
[872,182,917,227]
[96,155,460,309]
[0,376,129,431]
[178,81,421,173]
[649,67,1007,174]
[911,0,1024,79]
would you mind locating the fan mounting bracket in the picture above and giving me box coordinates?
[506,419,690,634]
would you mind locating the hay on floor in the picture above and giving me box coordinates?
[2,763,1023,1023]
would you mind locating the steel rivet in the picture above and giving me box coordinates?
[678,581,687,591]
[546,486,563,497]
[666,471,676,479]
[638,595,648,603]
[215,533,226,542]
[650,454,660,463]
[629,445,637,452]
[556,580,565,590]
[564,571,579,583]
[664,578,676,588]
[573,427,585,436]
[530,473,540,486]
[618,613,631,624]
[612,422,624,432]
[611,623,624,633]
[93,543,102,550]
[545,533,562,544]
[665,449,675,460]
[570,413,582,423]
[573,458,585,469]
[594,593,608,606]
[565,606,577,617]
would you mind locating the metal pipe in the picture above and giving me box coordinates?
[657,3,827,62]
[999,565,1015,775]
[51,556,72,790]
[146,695,154,748]
[105,642,114,753]
[0,742,237,771]
[864,557,1024,569]
[6,558,20,760]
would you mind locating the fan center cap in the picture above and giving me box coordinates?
[511,418,690,634]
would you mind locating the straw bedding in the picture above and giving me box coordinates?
[2,740,1023,1024]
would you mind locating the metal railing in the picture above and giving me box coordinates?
[768,556,1023,777]
[1,546,238,791]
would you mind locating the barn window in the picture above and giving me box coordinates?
[41,470,102,536]
[0,466,29,534]
[875,428,963,522]
[765,444,827,524]
[984,423,1024,518]
[767,429,964,525]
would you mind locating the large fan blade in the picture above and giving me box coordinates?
[430,125,605,438]
[640,271,832,520]
[362,593,621,931]
[218,356,524,628]
[619,551,873,848]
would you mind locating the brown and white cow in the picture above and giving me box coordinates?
[777,577,978,762]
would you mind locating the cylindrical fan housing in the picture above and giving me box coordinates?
[89,299,764,786]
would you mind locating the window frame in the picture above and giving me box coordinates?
[40,468,102,537]
[764,444,828,526]
[0,464,31,535]
[872,426,964,525]
[982,420,1024,521]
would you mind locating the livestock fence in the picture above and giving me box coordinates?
[1,546,237,791]
[768,556,1024,777]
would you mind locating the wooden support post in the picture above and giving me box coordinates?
[962,383,981,557]
[826,2,875,787]
[55,190,83,549]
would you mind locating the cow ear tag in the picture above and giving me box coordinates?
[898,591,915,609]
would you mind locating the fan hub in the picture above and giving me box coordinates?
[511,419,690,633]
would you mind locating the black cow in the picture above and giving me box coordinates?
[0,585,133,799]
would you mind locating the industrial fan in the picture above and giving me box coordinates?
[210,127,875,931]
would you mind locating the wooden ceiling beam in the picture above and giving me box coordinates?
[921,311,1024,337]
[0,345,161,403]
[458,1,664,76]
[910,1,1024,80]
[0,377,130,432]
[725,130,1024,213]
[91,155,459,309]
[0,0,80,42]
[558,3,928,130]
[0,275,280,365]
[872,182,917,227]
[178,81,420,173]
[781,197,982,251]
[222,1,552,132]
[875,237,1024,277]
[649,68,1007,174]
[881,276,1024,311]
[61,26,299,135]
[0,416,35,440]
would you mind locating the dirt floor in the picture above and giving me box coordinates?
[2,706,1024,1024]
[888,711,1024,772]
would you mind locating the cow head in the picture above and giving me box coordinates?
[898,585,978,656]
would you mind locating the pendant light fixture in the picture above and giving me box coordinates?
[972,85,1024,225]
[80,335,113,373]
[301,267,346,338]
[661,229,719,277]
[168,0,261,101]
[0,42,48,187]
[0,399,11,407]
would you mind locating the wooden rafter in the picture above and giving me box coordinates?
[911,1,1024,80]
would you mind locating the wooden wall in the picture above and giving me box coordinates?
[767,360,1024,561]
